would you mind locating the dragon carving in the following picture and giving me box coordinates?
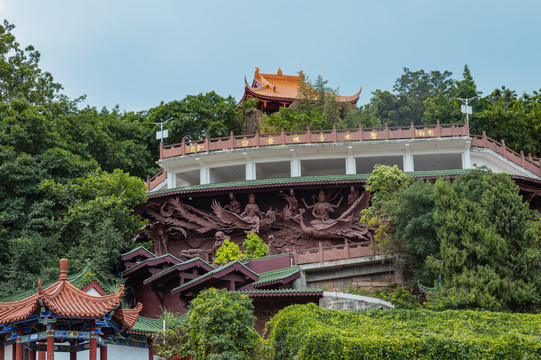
[139,189,372,250]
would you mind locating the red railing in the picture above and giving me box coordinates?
[146,123,541,191]
[293,240,376,265]
[471,131,541,177]
[160,121,467,159]
[145,169,167,191]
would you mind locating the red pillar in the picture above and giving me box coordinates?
[148,342,153,360]
[89,320,97,360]
[0,343,4,360]
[99,329,107,360]
[46,324,54,360]
[16,324,23,360]
[38,342,45,360]
[28,349,36,360]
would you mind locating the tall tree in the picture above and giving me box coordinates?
[427,169,541,311]
[183,288,259,360]
[0,20,62,105]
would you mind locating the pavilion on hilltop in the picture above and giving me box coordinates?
[239,67,362,113]
[0,259,147,360]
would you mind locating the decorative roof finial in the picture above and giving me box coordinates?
[277,67,283,76]
[37,279,43,295]
[255,67,260,75]
[59,258,68,281]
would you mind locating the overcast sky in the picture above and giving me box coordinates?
[2,1,540,111]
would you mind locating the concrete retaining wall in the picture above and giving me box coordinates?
[319,291,394,311]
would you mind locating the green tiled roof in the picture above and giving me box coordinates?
[0,261,113,302]
[121,246,155,258]
[149,174,371,196]
[120,253,183,276]
[129,314,186,334]
[129,316,164,334]
[248,266,300,287]
[144,257,214,285]
[148,170,476,197]
[238,288,323,295]
[172,260,259,293]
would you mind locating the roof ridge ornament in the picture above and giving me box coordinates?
[277,67,283,76]
[59,258,68,281]
[38,279,43,295]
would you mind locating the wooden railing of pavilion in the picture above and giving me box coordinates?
[292,240,376,265]
[146,122,541,191]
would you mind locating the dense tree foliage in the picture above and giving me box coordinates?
[148,91,243,144]
[363,165,541,311]
[154,289,259,360]
[0,21,149,293]
[0,20,62,105]
[360,65,541,157]
[428,169,541,311]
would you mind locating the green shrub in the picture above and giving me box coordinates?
[265,304,541,359]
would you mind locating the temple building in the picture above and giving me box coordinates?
[239,67,362,113]
[136,69,541,331]
[0,260,161,360]
[136,119,541,333]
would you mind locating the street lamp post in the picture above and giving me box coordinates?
[454,96,479,137]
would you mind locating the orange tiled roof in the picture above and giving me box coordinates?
[244,67,362,104]
[0,259,141,328]
[115,302,143,329]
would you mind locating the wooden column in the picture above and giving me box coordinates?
[0,343,4,360]
[46,324,54,360]
[38,343,45,360]
[28,349,36,360]
[99,329,107,360]
[16,324,23,360]
[69,341,76,360]
[148,341,154,360]
[89,320,97,360]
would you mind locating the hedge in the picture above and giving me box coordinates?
[265,303,541,359]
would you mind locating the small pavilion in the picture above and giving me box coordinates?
[0,259,143,360]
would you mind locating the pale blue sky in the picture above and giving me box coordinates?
[2,1,540,111]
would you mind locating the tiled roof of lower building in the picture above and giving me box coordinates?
[171,260,259,294]
[143,257,215,285]
[244,266,301,288]
[147,170,477,198]
[239,288,323,297]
